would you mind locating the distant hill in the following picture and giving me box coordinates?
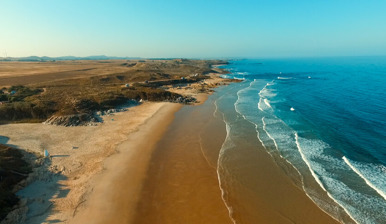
[0,55,141,61]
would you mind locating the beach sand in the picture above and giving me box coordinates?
[0,73,230,223]
[1,75,340,224]
[71,102,181,224]
[131,92,339,224]
[0,102,178,223]
[133,101,232,224]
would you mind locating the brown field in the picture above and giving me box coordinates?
[0,59,224,87]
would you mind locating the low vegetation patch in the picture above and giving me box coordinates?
[0,59,228,124]
[0,144,32,221]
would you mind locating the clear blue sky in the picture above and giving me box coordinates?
[1,0,386,58]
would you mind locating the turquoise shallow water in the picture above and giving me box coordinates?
[216,57,386,224]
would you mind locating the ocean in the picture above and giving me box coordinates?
[214,57,386,224]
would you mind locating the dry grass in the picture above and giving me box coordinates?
[0,59,228,123]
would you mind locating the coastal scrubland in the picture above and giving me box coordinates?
[0,59,230,223]
[0,59,227,124]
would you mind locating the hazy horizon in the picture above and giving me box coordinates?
[2,0,386,58]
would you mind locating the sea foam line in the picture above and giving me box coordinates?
[295,133,327,192]
[217,121,238,224]
[254,124,266,149]
[214,95,238,224]
[232,77,354,223]
[257,81,274,112]
[231,80,347,223]
[264,99,271,108]
[295,134,359,224]
[234,81,256,120]
[213,97,220,118]
[262,117,279,152]
[343,156,386,200]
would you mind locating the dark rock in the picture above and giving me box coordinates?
[43,113,99,127]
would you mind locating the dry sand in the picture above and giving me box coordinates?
[71,103,181,223]
[0,102,177,223]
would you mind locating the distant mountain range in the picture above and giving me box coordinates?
[0,55,141,61]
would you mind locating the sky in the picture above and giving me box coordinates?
[1,0,386,58]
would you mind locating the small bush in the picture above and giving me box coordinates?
[0,144,32,221]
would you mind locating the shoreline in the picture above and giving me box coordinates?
[210,84,341,224]
[130,82,341,224]
[0,70,231,223]
[1,69,346,223]
[132,91,233,224]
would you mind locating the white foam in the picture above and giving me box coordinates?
[290,107,295,111]
[254,123,266,149]
[322,175,386,224]
[292,134,386,223]
[264,99,271,108]
[225,76,386,223]
[277,76,293,80]
[343,156,386,200]
[262,117,279,151]
[322,177,361,224]
[257,98,264,112]
[217,120,238,224]
[234,80,259,119]
[214,92,237,223]
[259,88,276,98]
[295,133,327,192]
[234,87,347,222]
[234,93,247,120]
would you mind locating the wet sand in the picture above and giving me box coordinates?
[133,100,232,224]
[217,117,340,224]
[133,91,340,224]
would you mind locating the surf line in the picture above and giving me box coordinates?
[217,121,238,224]
[343,156,386,200]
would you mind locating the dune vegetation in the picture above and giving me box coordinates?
[0,59,227,124]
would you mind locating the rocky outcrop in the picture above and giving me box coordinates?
[173,96,197,104]
[43,113,99,127]
[94,108,128,117]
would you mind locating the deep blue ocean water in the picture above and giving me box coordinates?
[218,57,386,224]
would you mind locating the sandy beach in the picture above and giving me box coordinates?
[1,72,340,224]
[0,70,232,223]
[0,102,178,223]
[130,88,340,224]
